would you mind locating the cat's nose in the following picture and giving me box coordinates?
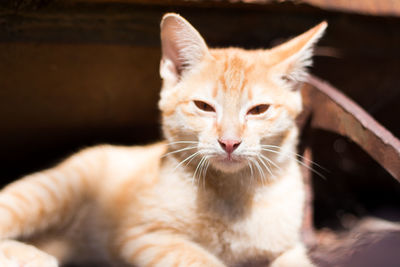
[218,139,241,154]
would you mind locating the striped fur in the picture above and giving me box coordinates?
[0,14,326,267]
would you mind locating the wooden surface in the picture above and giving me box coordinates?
[5,0,399,17]
[236,0,400,17]
[303,0,400,17]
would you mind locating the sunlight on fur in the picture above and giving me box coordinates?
[0,13,326,267]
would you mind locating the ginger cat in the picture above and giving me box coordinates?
[0,14,326,267]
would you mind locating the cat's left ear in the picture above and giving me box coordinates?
[270,22,327,88]
[160,13,210,86]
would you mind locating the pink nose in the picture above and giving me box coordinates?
[218,139,241,154]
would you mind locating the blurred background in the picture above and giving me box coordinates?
[0,0,399,266]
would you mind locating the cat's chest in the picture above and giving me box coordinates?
[190,184,302,264]
[149,169,301,264]
[192,197,275,263]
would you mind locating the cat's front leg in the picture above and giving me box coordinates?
[0,239,58,267]
[270,243,314,267]
[116,231,225,267]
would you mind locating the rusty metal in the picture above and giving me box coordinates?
[301,75,400,181]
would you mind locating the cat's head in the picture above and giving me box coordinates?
[159,13,326,174]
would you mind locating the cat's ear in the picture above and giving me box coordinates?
[270,22,327,87]
[160,13,210,86]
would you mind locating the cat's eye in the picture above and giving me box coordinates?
[247,104,270,115]
[194,100,215,112]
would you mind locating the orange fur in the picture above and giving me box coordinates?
[0,13,326,267]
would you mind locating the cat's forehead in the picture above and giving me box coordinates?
[210,48,263,71]
[205,48,277,97]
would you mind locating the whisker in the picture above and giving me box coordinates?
[161,146,197,158]
[249,160,256,186]
[193,156,203,180]
[257,155,275,179]
[167,141,199,145]
[256,157,270,183]
[194,156,206,187]
[173,151,200,172]
[261,145,328,172]
[201,157,210,190]
[192,157,202,186]
[199,157,205,187]
[247,159,254,180]
[261,147,326,179]
[252,158,266,185]
[259,154,281,171]
[185,151,200,167]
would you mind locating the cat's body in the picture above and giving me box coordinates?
[0,14,326,267]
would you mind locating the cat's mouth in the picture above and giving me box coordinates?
[211,153,248,172]
[218,154,241,163]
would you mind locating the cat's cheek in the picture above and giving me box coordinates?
[250,108,291,135]
[179,106,214,128]
[179,116,213,136]
[195,120,216,136]
[246,118,273,135]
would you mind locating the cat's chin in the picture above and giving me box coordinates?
[211,156,248,173]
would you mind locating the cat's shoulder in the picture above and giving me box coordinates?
[76,142,166,158]
[103,141,166,156]
[89,142,167,194]
[67,142,167,176]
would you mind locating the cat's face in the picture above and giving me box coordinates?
[161,49,302,173]
[159,14,326,174]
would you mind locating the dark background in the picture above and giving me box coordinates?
[0,0,399,240]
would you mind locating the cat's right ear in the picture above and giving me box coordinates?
[160,13,210,86]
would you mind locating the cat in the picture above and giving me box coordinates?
[0,13,326,267]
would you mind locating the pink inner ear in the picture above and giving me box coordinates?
[161,26,184,75]
[269,22,327,83]
[160,14,210,81]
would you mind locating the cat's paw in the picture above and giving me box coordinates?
[0,239,58,267]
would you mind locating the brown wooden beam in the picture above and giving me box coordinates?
[302,76,400,180]
[4,1,400,17]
